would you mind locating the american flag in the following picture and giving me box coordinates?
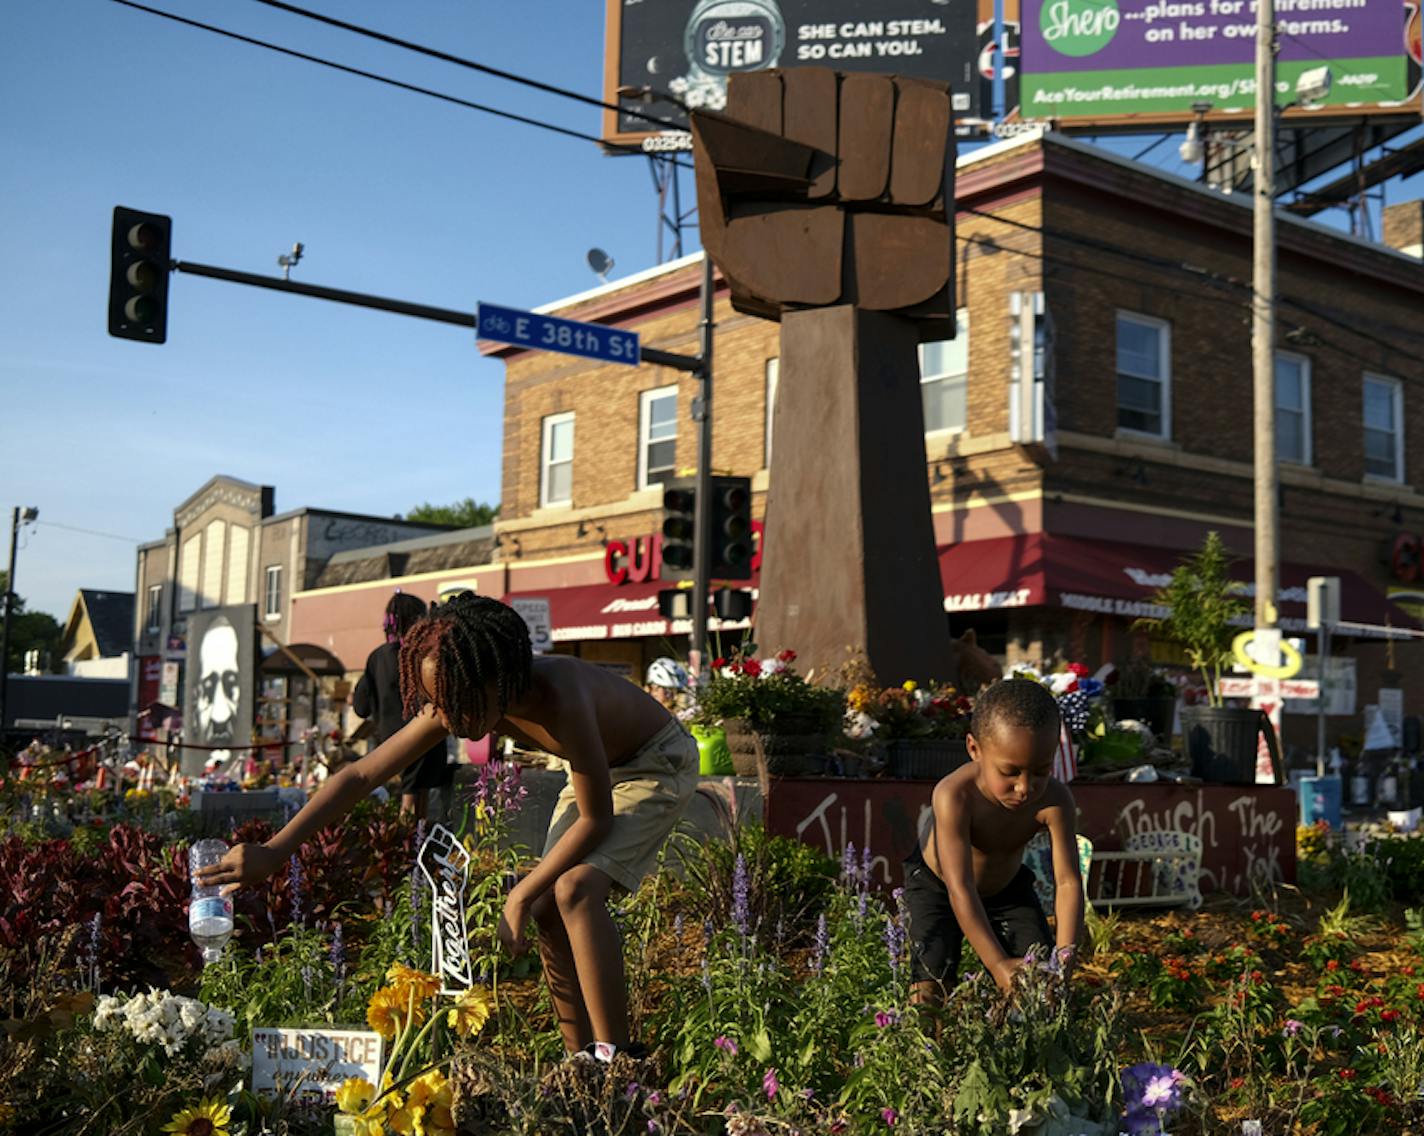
[1053,722,1078,783]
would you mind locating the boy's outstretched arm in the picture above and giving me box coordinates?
[196,708,449,892]
[1043,785,1085,963]
[932,779,1018,993]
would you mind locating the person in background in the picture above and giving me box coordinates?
[352,591,453,820]
[645,657,691,718]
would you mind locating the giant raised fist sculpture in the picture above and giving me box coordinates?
[692,67,955,337]
[690,68,959,687]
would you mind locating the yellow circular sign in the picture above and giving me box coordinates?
[1231,630,1303,679]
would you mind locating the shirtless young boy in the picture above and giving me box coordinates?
[198,593,699,1061]
[903,678,1083,1000]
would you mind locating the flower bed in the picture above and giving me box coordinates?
[4,791,1424,1134]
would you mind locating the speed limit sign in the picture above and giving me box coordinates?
[511,597,552,654]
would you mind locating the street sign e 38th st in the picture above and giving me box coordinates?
[476,301,640,366]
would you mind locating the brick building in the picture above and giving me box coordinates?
[290,131,1424,747]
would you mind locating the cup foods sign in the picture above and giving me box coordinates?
[604,0,982,149]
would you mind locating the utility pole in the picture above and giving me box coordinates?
[1252,0,1279,631]
[690,254,716,673]
[0,507,38,747]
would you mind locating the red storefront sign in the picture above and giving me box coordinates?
[137,656,162,739]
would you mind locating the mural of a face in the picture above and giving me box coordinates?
[196,618,241,744]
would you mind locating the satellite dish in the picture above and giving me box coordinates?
[587,248,614,282]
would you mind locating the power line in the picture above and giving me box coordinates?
[245,0,685,133]
[34,521,142,543]
[109,0,678,161]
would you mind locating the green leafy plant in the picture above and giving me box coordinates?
[692,650,845,733]
[1134,531,1247,706]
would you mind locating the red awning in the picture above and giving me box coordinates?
[939,533,1417,635]
[503,580,752,643]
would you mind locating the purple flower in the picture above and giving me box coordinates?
[874,1009,900,1029]
[1283,1019,1304,1037]
[625,1081,640,1100]
[811,913,829,975]
[861,845,873,888]
[881,1107,899,1127]
[414,818,427,854]
[647,1090,663,1106]
[1121,1063,1187,1121]
[732,853,751,938]
[801,1088,815,1102]
[330,921,345,983]
[714,1035,738,1056]
[647,1123,658,1135]
[763,1067,780,1100]
[288,855,305,928]
[885,907,906,979]
[842,842,857,882]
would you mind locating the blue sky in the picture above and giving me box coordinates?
[1,0,1418,620]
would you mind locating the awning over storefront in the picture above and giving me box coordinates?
[502,580,752,643]
[938,533,1417,635]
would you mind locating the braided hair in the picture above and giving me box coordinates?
[969,678,1061,743]
[383,591,428,644]
[398,593,532,732]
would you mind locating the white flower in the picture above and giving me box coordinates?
[1046,672,1078,695]
[760,657,785,676]
[844,711,879,740]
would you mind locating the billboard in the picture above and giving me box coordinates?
[1018,0,1417,126]
[603,0,983,151]
[183,604,255,775]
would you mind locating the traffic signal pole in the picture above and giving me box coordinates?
[690,254,716,673]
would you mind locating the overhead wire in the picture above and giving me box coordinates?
[108,0,686,162]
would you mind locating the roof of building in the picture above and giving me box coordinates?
[311,525,496,588]
[76,590,135,658]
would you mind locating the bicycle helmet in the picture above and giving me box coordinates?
[646,657,689,691]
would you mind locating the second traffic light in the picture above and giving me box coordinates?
[660,477,697,581]
[710,475,753,580]
[108,206,172,344]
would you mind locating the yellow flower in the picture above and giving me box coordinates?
[161,1098,232,1136]
[335,1077,376,1115]
[386,962,440,1001]
[446,986,494,1038]
[366,984,427,1041]
[902,680,918,692]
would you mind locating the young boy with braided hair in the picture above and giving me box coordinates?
[903,677,1083,1002]
[199,592,699,1061]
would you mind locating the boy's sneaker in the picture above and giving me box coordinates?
[576,1041,649,1063]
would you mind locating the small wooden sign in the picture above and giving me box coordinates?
[251,1027,384,1100]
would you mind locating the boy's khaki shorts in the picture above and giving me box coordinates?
[542,717,699,892]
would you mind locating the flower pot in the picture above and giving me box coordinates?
[1180,706,1282,785]
[884,738,969,780]
[1111,695,1177,739]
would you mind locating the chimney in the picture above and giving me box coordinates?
[1382,200,1423,258]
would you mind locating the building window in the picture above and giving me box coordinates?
[145,584,162,634]
[1275,353,1311,466]
[764,357,779,469]
[1363,373,1404,482]
[540,411,575,508]
[178,534,201,613]
[638,386,678,490]
[920,309,970,434]
[264,565,283,620]
[1116,312,1171,438]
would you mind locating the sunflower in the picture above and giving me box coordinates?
[161,1098,231,1136]
[446,986,494,1038]
[366,984,427,1041]
[385,962,440,1001]
[335,1077,376,1115]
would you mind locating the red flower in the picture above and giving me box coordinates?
[1403,965,1416,977]
[742,658,763,677]
[1325,960,1340,972]
[1067,662,1089,677]
[1337,1068,1357,1081]
[1349,959,1366,973]
[1182,928,1194,939]
[1251,910,1264,922]
[712,657,727,669]
[1381,1009,1400,1023]
[1367,1087,1394,1106]
[777,649,797,663]
[1416,983,1424,999]
[1229,1077,1244,1090]
[1250,970,1264,984]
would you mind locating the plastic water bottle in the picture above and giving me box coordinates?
[188,839,234,965]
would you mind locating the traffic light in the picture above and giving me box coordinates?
[713,587,753,620]
[108,206,172,344]
[660,477,697,581]
[709,475,753,579]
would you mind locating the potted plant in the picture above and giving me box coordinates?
[844,678,972,779]
[1111,657,1178,740]
[1135,532,1259,784]
[693,650,845,776]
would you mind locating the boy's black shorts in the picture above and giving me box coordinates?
[902,846,1051,986]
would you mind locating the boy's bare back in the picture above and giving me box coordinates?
[921,762,1072,896]
[494,655,673,771]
